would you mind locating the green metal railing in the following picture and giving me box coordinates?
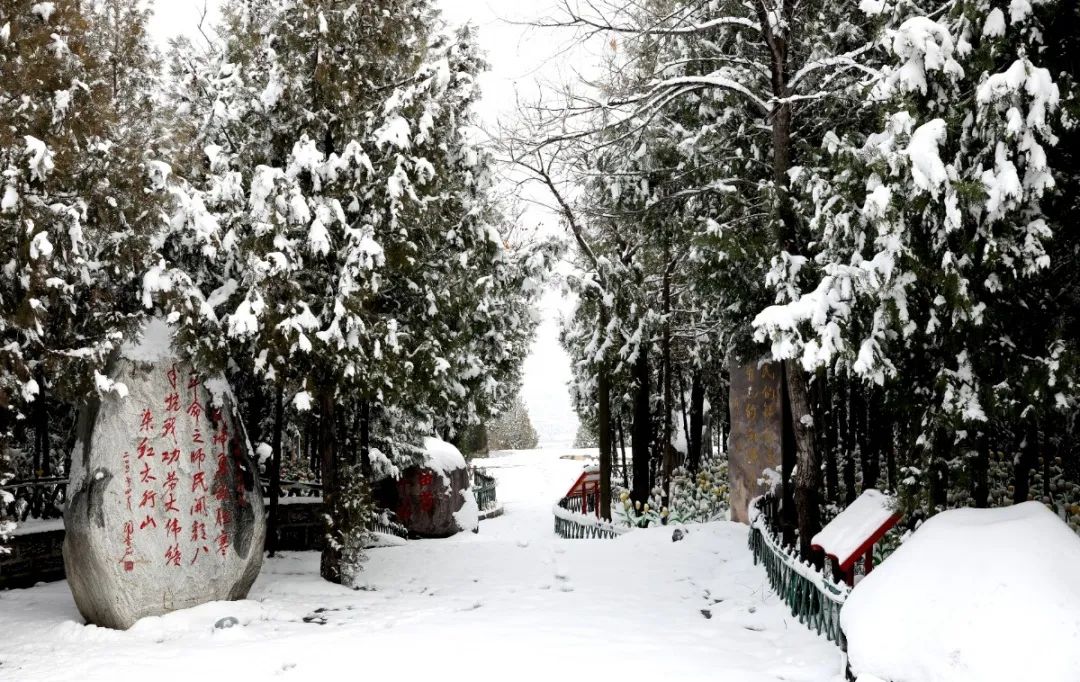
[748,495,849,648]
[552,496,630,539]
[368,509,409,539]
[472,468,498,512]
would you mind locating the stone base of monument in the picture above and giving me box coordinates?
[63,320,265,630]
[393,437,479,538]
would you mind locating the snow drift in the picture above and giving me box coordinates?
[842,502,1080,682]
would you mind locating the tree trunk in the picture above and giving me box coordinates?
[885,405,898,491]
[840,378,856,505]
[661,245,674,502]
[930,429,950,511]
[358,400,373,482]
[973,430,989,508]
[1014,422,1038,504]
[618,417,629,488]
[598,348,612,521]
[268,383,284,557]
[677,370,690,470]
[779,362,798,549]
[34,380,48,477]
[822,372,838,505]
[631,348,652,505]
[318,391,341,584]
[688,372,705,473]
[784,360,822,565]
[308,413,319,476]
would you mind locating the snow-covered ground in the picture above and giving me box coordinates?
[0,449,840,681]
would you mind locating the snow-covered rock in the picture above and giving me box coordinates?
[393,438,477,537]
[842,502,1080,682]
[63,322,265,629]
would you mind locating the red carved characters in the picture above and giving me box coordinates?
[123,364,247,572]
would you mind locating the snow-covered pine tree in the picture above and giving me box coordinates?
[528,0,883,554]
[0,0,166,483]
[159,1,549,583]
[752,0,1079,517]
[486,393,539,450]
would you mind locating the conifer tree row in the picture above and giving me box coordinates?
[526,0,1080,543]
[0,0,550,578]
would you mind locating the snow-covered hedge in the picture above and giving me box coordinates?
[842,502,1080,682]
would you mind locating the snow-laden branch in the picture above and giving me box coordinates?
[533,0,760,37]
[789,46,878,91]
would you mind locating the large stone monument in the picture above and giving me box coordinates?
[393,437,478,538]
[728,359,784,523]
[64,321,265,629]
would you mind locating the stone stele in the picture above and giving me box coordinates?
[727,358,784,524]
[64,325,265,629]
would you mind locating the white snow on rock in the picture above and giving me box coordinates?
[810,489,896,568]
[453,492,479,534]
[422,436,467,483]
[120,318,177,363]
[842,501,1080,682]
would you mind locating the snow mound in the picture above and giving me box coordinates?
[121,318,176,363]
[422,436,467,482]
[842,502,1080,682]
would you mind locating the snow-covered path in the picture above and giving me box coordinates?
[0,450,840,681]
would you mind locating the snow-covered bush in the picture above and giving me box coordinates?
[615,457,729,528]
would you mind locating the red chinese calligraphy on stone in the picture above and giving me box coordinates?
[187,373,199,392]
[162,448,181,466]
[190,496,208,517]
[161,416,178,443]
[138,489,157,509]
[189,545,209,566]
[139,408,155,433]
[165,517,182,541]
[120,521,135,572]
[215,532,230,557]
[418,471,435,488]
[215,507,232,528]
[139,515,157,530]
[164,470,179,492]
[163,493,180,514]
[167,365,178,390]
[191,521,207,542]
[190,447,206,466]
[187,398,202,422]
[164,392,181,412]
[138,461,156,484]
[123,452,133,512]
[192,471,208,493]
[165,544,182,567]
[137,437,155,460]
[212,426,229,447]
[193,428,205,444]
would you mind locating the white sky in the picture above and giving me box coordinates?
[148,0,583,448]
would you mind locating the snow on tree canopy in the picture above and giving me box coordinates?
[422,436,468,483]
[842,502,1080,682]
[809,489,897,569]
